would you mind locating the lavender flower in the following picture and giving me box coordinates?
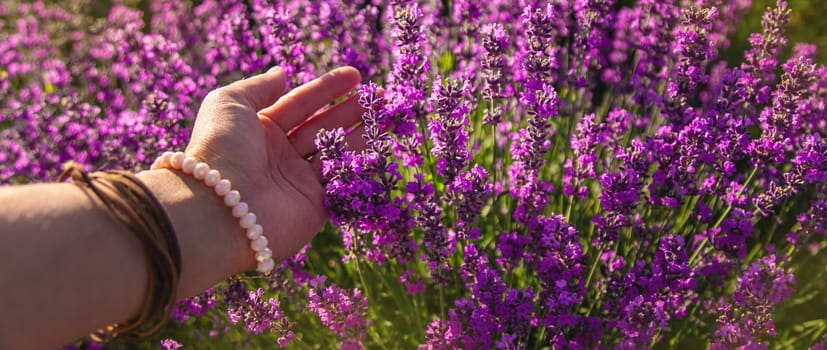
[569,0,615,93]
[171,289,217,322]
[509,10,560,220]
[742,0,791,106]
[225,283,294,346]
[5,0,827,348]
[308,276,369,348]
[663,6,718,127]
[316,83,417,265]
[758,56,817,144]
[422,318,462,349]
[429,77,472,182]
[710,255,795,348]
[509,6,560,214]
[480,23,510,125]
[160,339,182,350]
[564,113,613,198]
[407,173,453,283]
[387,2,431,136]
[262,7,312,87]
[607,0,680,107]
[758,139,826,215]
[447,164,493,240]
[451,0,483,80]
[205,10,267,78]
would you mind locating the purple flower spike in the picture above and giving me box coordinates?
[448,164,493,240]
[308,276,369,349]
[160,339,182,350]
[481,23,510,125]
[710,255,795,349]
[742,0,791,107]
[429,77,472,182]
[225,284,294,347]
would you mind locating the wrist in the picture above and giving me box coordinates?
[136,169,255,297]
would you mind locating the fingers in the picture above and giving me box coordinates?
[343,124,370,154]
[259,67,361,132]
[288,94,366,157]
[309,155,324,183]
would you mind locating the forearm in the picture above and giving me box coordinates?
[0,169,252,349]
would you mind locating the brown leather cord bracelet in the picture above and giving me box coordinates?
[59,161,181,343]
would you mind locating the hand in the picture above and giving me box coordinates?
[0,67,370,348]
[185,66,366,269]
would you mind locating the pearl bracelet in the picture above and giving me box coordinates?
[150,151,275,274]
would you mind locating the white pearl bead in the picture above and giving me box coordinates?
[214,179,232,196]
[193,162,209,180]
[155,152,173,169]
[224,190,240,206]
[181,157,197,174]
[256,247,273,262]
[150,160,160,170]
[246,224,263,240]
[204,169,221,187]
[250,235,268,252]
[170,152,186,169]
[232,202,248,218]
[257,258,275,274]
[152,152,282,274]
[240,212,257,229]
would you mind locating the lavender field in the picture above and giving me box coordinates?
[2,0,827,349]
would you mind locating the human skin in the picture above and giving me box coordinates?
[0,66,368,349]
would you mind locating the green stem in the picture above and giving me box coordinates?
[583,253,603,318]
[689,167,759,266]
[353,258,389,350]
[438,283,446,320]
[584,253,601,292]
[533,327,547,348]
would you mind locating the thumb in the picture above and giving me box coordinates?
[187,67,287,158]
[205,67,288,112]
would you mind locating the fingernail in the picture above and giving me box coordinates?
[267,66,283,74]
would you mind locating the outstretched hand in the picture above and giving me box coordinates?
[185,66,367,269]
[0,67,372,349]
